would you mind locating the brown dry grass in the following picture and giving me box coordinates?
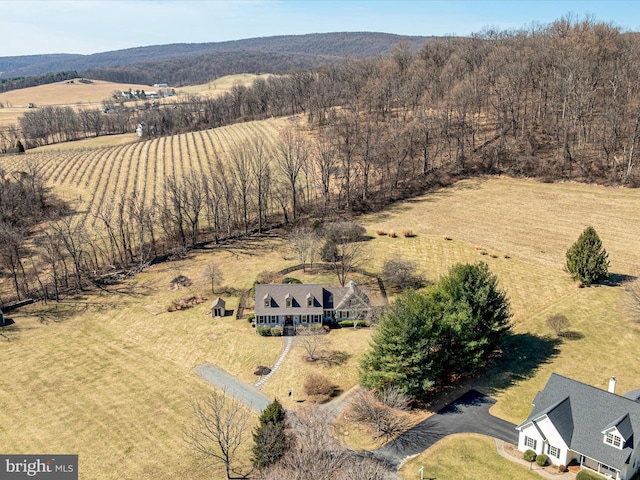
[2,175,640,477]
[398,434,543,480]
[0,79,153,129]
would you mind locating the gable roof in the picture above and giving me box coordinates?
[518,373,640,470]
[254,283,371,317]
[255,284,325,316]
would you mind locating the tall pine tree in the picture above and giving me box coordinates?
[566,226,609,285]
[252,399,286,469]
[360,262,511,398]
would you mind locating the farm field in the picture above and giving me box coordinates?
[176,73,273,97]
[0,117,288,228]
[0,74,266,130]
[0,79,153,129]
[1,171,640,478]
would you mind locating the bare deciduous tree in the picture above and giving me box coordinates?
[547,313,570,337]
[203,261,224,295]
[258,407,392,480]
[288,227,319,272]
[296,327,327,361]
[184,390,250,480]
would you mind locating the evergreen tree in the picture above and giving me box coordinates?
[359,289,443,398]
[434,262,511,378]
[252,399,286,469]
[359,262,511,399]
[15,139,24,153]
[565,226,609,285]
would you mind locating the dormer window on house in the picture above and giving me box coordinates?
[606,432,622,448]
[285,293,292,308]
[264,294,270,308]
[306,293,313,307]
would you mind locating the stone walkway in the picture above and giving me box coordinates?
[253,336,293,389]
[494,439,575,479]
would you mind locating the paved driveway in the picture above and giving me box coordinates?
[195,364,272,413]
[371,390,518,470]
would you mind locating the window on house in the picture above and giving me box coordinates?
[606,433,622,448]
[525,436,537,450]
[264,296,270,307]
[285,294,291,308]
[548,445,559,457]
[307,296,313,307]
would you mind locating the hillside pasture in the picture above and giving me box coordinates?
[176,73,273,97]
[0,118,285,228]
[0,78,153,128]
[1,165,640,477]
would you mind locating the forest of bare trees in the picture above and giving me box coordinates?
[3,17,640,306]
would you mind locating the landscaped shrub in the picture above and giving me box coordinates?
[254,365,271,376]
[576,470,604,480]
[282,277,302,284]
[558,465,567,473]
[523,449,537,462]
[376,230,386,236]
[402,229,414,238]
[338,320,368,328]
[270,326,283,336]
[388,230,397,238]
[536,453,549,467]
[247,314,255,323]
[256,326,272,336]
[304,373,335,397]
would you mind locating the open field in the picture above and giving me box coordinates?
[176,74,273,97]
[0,79,153,129]
[0,74,267,130]
[2,175,640,478]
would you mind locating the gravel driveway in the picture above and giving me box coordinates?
[371,389,518,470]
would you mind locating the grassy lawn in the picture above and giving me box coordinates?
[3,176,640,478]
[398,434,543,480]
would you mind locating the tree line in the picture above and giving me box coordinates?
[18,17,640,188]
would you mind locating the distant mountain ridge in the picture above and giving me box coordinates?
[0,32,433,80]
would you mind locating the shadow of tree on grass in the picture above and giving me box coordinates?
[481,332,561,395]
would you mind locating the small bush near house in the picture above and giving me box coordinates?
[536,453,549,467]
[576,470,604,480]
[247,313,255,323]
[338,320,368,328]
[256,326,272,336]
[558,465,567,473]
[257,270,280,284]
[282,277,302,284]
[270,326,283,336]
[304,373,335,398]
[523,449,537,462]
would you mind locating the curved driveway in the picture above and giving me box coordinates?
[371,390,518,470]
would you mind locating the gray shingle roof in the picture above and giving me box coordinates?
[518,373,640,470]
[254,283,371,317]
[254,284,324,316]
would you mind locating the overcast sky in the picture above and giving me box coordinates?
[1,0,639,57]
